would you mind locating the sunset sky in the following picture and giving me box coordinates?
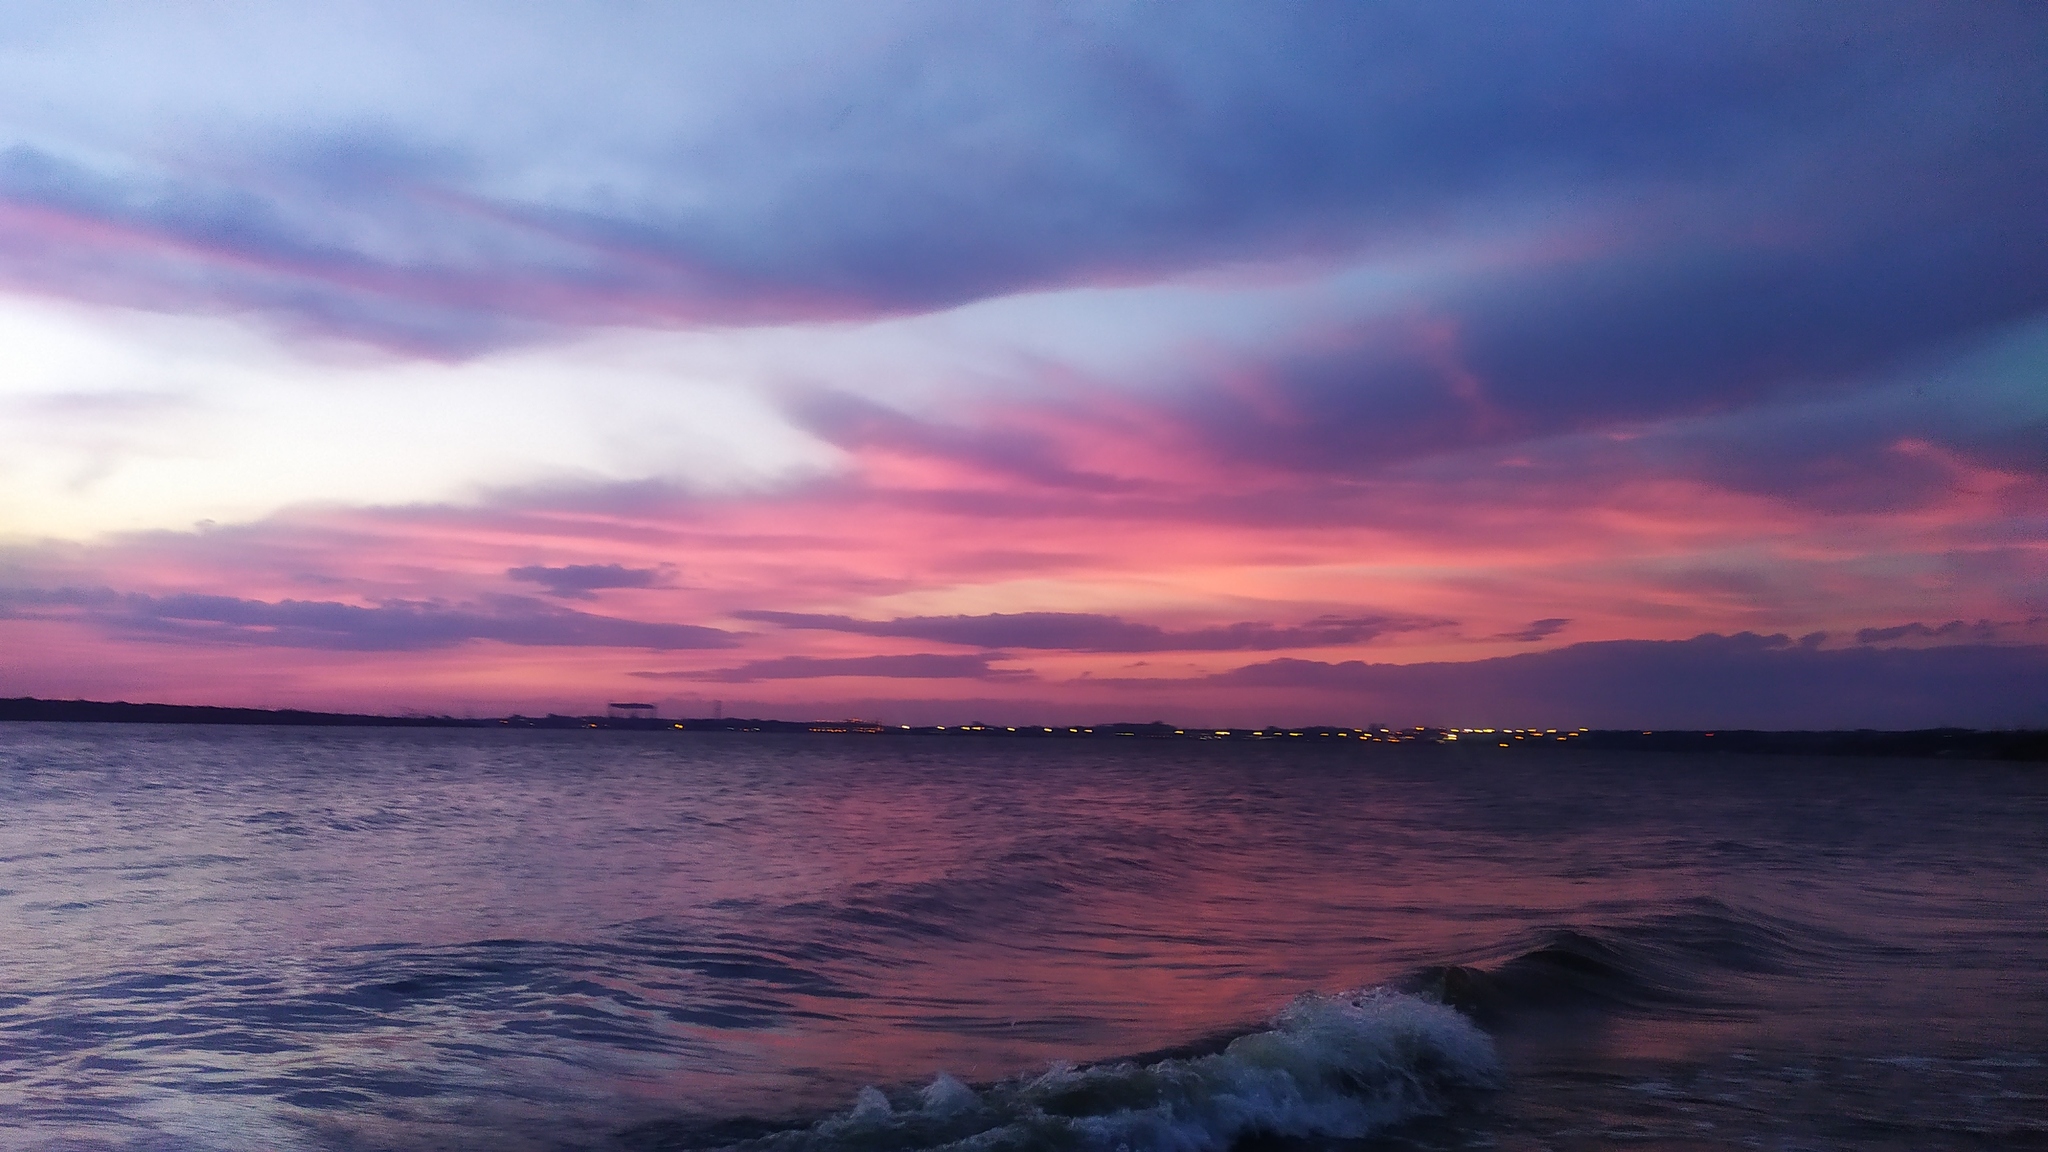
[1,3,2044,728]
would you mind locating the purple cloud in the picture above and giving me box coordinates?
[1855,620,2002,645]
[0,586,736,651]
[506,563,668,600]
[1,5,2039,361]
[1175,633,2048,729]
[634,653,1026,683]
[1492,618,1570,643]
[734,610,1450,652]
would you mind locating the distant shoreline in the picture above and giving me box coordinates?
[2,696,2042,760]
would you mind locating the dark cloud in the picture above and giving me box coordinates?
[1,4,2039,358]
[735,609,1450,652]
[1191,328,2048,512]
[506,563,667,599]
[1855,620,2000,646]
[1626,408,1984,514]
[0,145,539,356]
[1493,618,1570,643]
[1178,222,2048,480]
[1165,633,2048,729]
[635,653,1026,683]
[0,586,736,651]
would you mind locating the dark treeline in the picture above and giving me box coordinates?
[2,697,2041,760]
[1567,727,2048,761]
[0,697,470,728]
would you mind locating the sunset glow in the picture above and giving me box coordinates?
[2,4,2044,726]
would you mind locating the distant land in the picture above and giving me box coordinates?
[2,696,2043,761]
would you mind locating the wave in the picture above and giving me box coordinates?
[632,900,1855,1152]
[1404,897,1827,1025]
[649,990,1498,1152]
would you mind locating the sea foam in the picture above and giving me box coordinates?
[752,989,1500,1152]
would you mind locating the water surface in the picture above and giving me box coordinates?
[1,725,2042,1150]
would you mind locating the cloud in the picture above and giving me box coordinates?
[1854,619,2003,645]
[506,563,667,599]
[1166,233,2048,483]
[0,586,737,651]
[1492,618,1570,643]
[1161,633,2048,729]
[734,610,1451,652]
[634,653,1026,683]
[0,5,2040,356]
[767,306,2048,539]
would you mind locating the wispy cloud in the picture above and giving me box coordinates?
[1492,618,1570,643]
[506,563,669,599]
[635,653,1026,683]
[1853,619,2044,646]
[735,610,1451,652]
[0,586,736,651]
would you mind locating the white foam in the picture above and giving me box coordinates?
[849,1085,895,1121]
[785,989,1500,1152]
[920,1073,981,1114]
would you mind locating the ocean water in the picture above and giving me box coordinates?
[1,726,2043,1152]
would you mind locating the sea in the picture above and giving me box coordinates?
[1,724,2043,1152]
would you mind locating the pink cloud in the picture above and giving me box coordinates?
[4,335,2043,722]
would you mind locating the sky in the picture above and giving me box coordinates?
[1,1,2044,728]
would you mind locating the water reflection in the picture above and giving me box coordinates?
[0,726,2043,1149]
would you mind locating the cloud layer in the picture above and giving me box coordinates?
[735,610,1450,652]
[1180,634,2048,730]
[0,4,2044,724]
[0,5,2041,358]
[0,587,736,651]
[638,653,1025,684]
[508,564,669,600]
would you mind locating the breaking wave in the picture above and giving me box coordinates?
[678,990,1498,1152]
